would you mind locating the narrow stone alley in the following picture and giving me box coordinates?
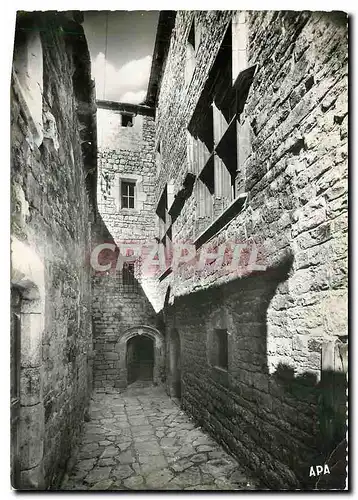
[11,10,348,491]
[62,383,259,491]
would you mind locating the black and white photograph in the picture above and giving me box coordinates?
[9,4,348,491]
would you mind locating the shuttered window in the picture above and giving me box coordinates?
[188,20,239,236]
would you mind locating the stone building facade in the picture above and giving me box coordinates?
[91,101,163,390]
[10,11,98,489]
[145,10,348,489]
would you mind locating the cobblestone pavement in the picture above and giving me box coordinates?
[62,382,258,491]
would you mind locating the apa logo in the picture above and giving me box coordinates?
[309,464,330,477]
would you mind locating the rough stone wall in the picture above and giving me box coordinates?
[11,12,97,489]
[96,107,157,242]
[92,272,158,389]
[157,11,348,489]
[92,105,161,389]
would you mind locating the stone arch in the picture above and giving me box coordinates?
[115,326,165,387]
[11,236,45,489]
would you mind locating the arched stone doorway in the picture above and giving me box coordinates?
[126,335,154,384]
[168,328,182,398]
[115,326,165,387]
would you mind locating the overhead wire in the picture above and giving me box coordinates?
[103,10,109,101]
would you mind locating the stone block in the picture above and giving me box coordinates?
[19,404,44,470]
[20,367,42,406]
[105,352,119,360]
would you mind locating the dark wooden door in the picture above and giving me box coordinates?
[10,287,21,489]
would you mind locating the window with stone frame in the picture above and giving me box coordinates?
[213,329,229,370]
[121,180,136,209]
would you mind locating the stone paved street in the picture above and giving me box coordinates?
[62,382,258,491]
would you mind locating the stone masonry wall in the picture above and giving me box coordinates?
[92,105,161,389]
[96,107,157,242]
[92,272,158,390]
[11,12,97,489]
[156,11,348,489]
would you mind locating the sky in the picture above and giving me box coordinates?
[83,11,159,104]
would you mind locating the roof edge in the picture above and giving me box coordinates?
[144,10,176,107]
[96,99,155,117]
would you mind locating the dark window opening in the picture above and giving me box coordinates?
[121,113,133,127]
[214,329,228,370]
[188,19,195,50]
[121,181,135,209]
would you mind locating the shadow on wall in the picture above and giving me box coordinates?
[92,210,117,246]
[272,364,347,490]
[169,250,347,490]
[90,225,161,332]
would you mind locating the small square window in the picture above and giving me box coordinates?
[121,114,133,127]
[214,329,228,370]
[121,181,135,209]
